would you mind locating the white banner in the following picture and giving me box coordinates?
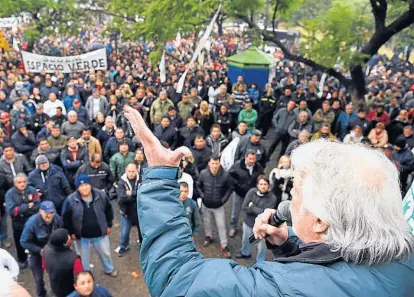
[0,17,21,28]
[176,4,221,93]
[22,48,107,73]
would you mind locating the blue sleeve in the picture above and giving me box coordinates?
[20,217,42,254]
[138,167,290,297]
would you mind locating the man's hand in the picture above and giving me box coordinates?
[71,234,76,240]
[107,228,112,235]
[123,105,192,166]
[67,159,71,164]
[253,209,289,246]
[28,202,34,209]
[126,190,132,196]
[40,248,44,256]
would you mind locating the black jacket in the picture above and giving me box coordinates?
[229,160,264,197]
[116,173,139,226]
[191,146,212,173]
[179,126,204,148]
[43,243,79,297]
[196,167,233,209]
[11,130,37,157]
[242,188,277,227]
[154,125,177,149]
[76,162,115,192]
[63,189,114,239]
[60,146,89,187]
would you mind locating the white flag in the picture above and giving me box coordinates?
[176,4,221,93]
[175,31,181,47]
[319,73,327,90]
[159,50,166,83]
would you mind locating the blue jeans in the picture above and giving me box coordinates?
[120,215,132,249]
[241,222,267,262]
[230,192,244,230]
[0,211,8,242]
[79,236,115,274]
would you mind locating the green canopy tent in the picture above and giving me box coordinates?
[227,47,276,91]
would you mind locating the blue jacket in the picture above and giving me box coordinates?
[67,285,112,297]
[63,94,80,111]
[28,165,71,209]
[336,112,358,140]
[138,167,414,297]
[62,189,114,238]
[5,186,40,230]
[20,213,63,254]
[248,88,260,105]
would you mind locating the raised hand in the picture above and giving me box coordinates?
[123,105,192,167]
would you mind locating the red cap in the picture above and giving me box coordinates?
[73,99,80,104]
[0,112,10,120]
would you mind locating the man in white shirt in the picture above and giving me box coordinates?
[43,93,66,117]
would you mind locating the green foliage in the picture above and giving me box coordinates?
[387,0,414,50]
[0,0,91,41]
[297,0,373,69]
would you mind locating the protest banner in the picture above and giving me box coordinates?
[21,48,107,73]
[0,17,21,28]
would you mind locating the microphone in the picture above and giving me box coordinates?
[249,200,291,245]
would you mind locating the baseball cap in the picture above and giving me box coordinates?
[73,99,80,104]
[35,155,49,167]
[40,201,56,214]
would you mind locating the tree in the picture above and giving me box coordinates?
[232,0,414,102]
[104,0,414,101]
[0,0,92,42]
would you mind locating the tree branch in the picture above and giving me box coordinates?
[272,0,280,32]
[361,4,414,57]
[235,13,351,86]
[369,0,387,31]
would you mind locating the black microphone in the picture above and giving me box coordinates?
[249,200,291,245]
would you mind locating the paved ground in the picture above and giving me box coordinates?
[13,129,281,297]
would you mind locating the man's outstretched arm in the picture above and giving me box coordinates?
[124,105,292,297]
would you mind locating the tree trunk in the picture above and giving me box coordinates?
[349,65,367,110]
[216,14,224,36]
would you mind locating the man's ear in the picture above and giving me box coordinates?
[313,218,329,235]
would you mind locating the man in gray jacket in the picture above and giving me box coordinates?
[268,100,296,158]
[0,142,33,186]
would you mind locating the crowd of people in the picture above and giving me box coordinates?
[0,25,413,297]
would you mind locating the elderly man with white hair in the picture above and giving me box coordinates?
[61,110,85,139]
[123,105,414,297]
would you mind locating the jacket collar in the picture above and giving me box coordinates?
[275,242,343,265]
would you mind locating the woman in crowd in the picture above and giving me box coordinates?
[368,122,389,148]
[269,155,293,206]
[343,125,364,144]
[68,271,113,297]
[194,101,214,135]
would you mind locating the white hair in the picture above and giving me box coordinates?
[291,140,414,265]
[67,110,77,117]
